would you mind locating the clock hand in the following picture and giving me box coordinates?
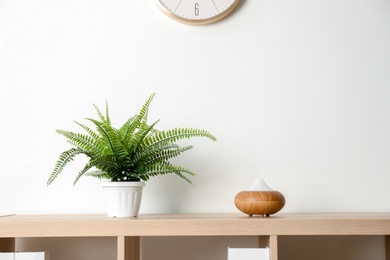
[174,0,182,13]
[212,0,220,12]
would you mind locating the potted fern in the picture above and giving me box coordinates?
[47,93,216,217]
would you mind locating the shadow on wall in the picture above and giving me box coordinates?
[16,237,116,260]
[16,235,386,260]
[278,236,385,260]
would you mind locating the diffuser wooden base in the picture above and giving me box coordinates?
[234,191,286,217]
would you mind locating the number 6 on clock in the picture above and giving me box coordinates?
[155,0,240,25]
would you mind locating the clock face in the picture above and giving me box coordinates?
[156,0,240,25]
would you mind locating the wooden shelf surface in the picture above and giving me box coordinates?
[1,212,390,238]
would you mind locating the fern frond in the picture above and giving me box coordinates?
[47,148,83,186]
[92,103,106,123]
[138,163,195,184]
[138,93,155,125]
[129,120,160,154]
[133,143,180,163]
[143,128,216,148]
[171,167,195,184]
[119,115,139,144]
[138,145,194,167]
[85,170,111,180]
[56,129,103,157]
[90,155,125,180]
[119,93,156,148]
[105,100,111,126]
[86,118,128,160]
[73,161,94,186]
[75,121,100,140]
[73,158,119,185]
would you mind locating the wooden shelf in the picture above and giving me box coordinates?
[1,213,390,260]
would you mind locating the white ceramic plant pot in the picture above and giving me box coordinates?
[101,181,145,218]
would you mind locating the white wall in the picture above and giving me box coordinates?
[1,0,390,259]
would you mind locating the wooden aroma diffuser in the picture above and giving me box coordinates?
[234,179,285,217]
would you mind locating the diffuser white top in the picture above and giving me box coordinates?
[247,178,274,191]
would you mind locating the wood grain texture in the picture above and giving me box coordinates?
[234,191,285,216]
[0,238,15,252]
[1,214,389,260]
[0,213,390,237]
[258,236,278,260]
[117,236,139,260]
[268,235,278,260]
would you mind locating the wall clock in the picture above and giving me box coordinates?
[155,0,240,25]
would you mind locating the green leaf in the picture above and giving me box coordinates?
[92,103,106,123]
[86,118,128,160]
[130,120,160,154]
[55,129,103,158]
[75,121,100,140]
[138,93,155,125]
[138,163,195,184]
[143,128,217,148]
[73,161,94,186]
[47,148,83,186]
[118,115,139,144]
[138,145,194,167]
